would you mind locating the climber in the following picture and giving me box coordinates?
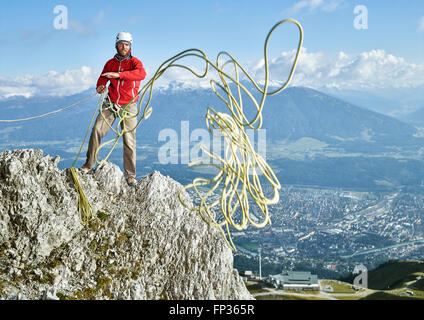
[80,31,146,187]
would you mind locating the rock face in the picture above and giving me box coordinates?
[0,149,252,300]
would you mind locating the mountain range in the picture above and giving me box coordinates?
[1,85,424,189]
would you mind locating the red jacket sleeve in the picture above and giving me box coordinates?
[97,61,110,87]
[120,58,146,81]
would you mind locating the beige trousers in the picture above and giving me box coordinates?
[85,102,138,178]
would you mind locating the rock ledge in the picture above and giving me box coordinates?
[0,149,252,300]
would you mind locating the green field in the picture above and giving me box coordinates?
[319,280,357,293]
[233,238,260,252]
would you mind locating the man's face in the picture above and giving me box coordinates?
[117,41,131,57]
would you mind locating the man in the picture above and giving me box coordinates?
[81,31,146,186]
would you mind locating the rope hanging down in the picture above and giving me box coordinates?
[0,92,102,226]
[0,93,97,123]
[69,93,106,226]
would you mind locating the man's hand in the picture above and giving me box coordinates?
[101,72,120,79]
[96,85,107,94]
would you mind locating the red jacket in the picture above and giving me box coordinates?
[97,54,146,105]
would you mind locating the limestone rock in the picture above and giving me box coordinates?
[0,149,252,300]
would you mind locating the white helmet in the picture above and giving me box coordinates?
[116,31,133,45]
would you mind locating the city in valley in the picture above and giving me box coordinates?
[188,185,424,279]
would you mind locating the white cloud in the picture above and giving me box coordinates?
[2,48,423,99]
[0,63,214,99]
[418,17,424,32]
[284,0,344,15]
[248,48,424,91]
[0,66,99,99]
[144,65,219,91]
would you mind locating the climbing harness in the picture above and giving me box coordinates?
[104,101,121,118]
[103,98,137,119]
[0,19,303,250]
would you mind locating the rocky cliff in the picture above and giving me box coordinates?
[0,149,252,300]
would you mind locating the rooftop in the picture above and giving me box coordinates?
[270,271,318,285]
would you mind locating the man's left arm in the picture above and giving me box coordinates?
[119,59,147,81]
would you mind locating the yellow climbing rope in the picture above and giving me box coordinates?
[69,93,106,226]
[0,93,97,123]
[92,18,303,251]
[0,91,102,225]
[90,19,302,168]
[0,90,104,226]
[0,19,303,250]
[175,19,303,251]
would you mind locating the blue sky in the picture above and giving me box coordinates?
[1,0,424,97]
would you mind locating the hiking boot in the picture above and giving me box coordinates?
[126,177,136,187]
[80,165,92,174]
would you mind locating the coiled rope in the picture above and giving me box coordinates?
[0,19,303,249]
[175,19,303,251]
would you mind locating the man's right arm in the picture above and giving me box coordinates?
[97,62,110,93]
